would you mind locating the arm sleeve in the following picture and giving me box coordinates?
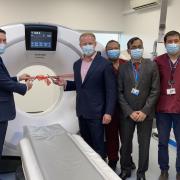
[141,62,160,115]
[0,66,27,95]
[65,80,76,91]
[118,65,133,117]
[11,76,18,82]
[104,63,117,115]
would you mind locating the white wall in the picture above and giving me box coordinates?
[0,0,123,32]
[120,0,180,58]
[1,0,180,53]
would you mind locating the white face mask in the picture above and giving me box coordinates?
[82,44,95,56]
[107,49,120,60]
[130,48,143,60]
[0,43,6,55]
[166,43,180,55]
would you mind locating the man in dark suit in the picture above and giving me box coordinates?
[53,33,116,159]
[0,29,32,157]
[118,37,160,180]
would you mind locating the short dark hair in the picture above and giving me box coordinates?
[164,30,180,43]
[127,37,143,49]
[0,29,6,34]
[105,40,120,50]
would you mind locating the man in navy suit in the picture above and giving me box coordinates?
[53,33,116,158]
[0,29,33,157]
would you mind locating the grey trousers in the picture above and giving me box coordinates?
[120,117,153,174]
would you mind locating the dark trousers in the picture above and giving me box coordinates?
[156,113,180,173]
[0,121,8,157]
[78,117,106,159]
[120,117,153,175]
[105,106,120,161]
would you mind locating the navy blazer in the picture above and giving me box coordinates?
[0,57,27,121]
[66,53,116,119]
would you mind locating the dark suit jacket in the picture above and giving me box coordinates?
[66,53,116,119]
[118,58,160,119]
[0,57,27,121]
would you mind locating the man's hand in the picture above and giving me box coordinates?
[19,74,31,81]
[136,111,147,122]
[130,111,147,122]
[102,114,112,124]
[51,77,66,86]
[26,80,33,91]
[130,111,139,121]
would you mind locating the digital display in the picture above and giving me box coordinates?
[30,31,52,49]
[25,24,57,51]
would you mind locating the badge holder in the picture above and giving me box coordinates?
[167,80,176,95]
[131,87,140,96]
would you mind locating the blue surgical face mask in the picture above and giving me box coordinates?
[166,43,180,55]
[130,48,143,60]
[0,43,6,55]
[82,44,95,56]
[107,49,120,60]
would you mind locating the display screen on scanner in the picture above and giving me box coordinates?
[30,31,52,49]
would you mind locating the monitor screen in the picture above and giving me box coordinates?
[30,31,52,49]
[25,24,57,51]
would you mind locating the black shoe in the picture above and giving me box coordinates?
[119,170,131,180]
[158,170,169,180]
[108,160,117,171]
[137,173,146,180]
[131,161,136,170]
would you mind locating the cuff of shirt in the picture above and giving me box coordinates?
[17,76,20,82]
[64,80,67,90]
[26,85,28,92]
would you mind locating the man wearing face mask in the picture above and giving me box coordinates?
[118,37,160,180]
[154,31,180,180]
[105,40,136,171]
[0,29,33,159]
[53,33,116,159]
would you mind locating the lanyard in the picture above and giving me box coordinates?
[131,62,141,87]
[168,58,179,85]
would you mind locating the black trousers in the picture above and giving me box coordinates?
[78,116,106,159]
[0,121,8,157]
[120,117,153,174]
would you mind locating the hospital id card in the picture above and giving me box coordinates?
[167,88,176,95]
[131,88,140,96]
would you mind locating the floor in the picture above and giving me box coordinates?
[115,134,176,180]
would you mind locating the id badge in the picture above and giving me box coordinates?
[131,88,140,96]
[167,88,176,95]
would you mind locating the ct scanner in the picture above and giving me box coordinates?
[2,23,80,155]
[0,23,120,180]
